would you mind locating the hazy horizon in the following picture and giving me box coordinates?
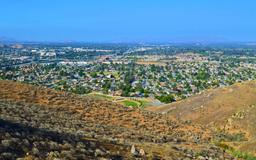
[1,0,256,43]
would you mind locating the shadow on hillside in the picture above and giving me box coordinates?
[0,119,123,160]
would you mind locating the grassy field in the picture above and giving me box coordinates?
[120,100,140,107]
[119,98,153,108]
[86,92,160,109]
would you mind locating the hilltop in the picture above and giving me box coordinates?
[0,80,233,159]
[147,81,256,156]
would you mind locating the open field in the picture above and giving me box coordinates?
[120,100,139,107]
[87,92,161,109]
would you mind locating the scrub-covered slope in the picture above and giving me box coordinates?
[148,81,256,156]
[0,80,232,159]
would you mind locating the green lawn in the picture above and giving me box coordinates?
[121,100,139,107]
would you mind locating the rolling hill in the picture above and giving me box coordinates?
[0,80,233,159]
[147,80,256,156]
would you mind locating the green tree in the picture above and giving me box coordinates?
[156,94,175,103]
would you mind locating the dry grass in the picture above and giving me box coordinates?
[0,80,236,159]
[147,80,256,155]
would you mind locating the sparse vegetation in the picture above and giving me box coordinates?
[215,132,248,142]
[0,80,234,159]
[215,142,256,160]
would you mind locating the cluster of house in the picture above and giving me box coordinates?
[1,54,255,101]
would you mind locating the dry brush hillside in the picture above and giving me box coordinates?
[147,81,256,156]
[0,80,233,159]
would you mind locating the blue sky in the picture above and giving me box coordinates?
[0,0,255,42]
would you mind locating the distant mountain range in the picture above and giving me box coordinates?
[1,35,256,46]
[0,36,17,43]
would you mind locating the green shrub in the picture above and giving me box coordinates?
[215,142,256,160]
